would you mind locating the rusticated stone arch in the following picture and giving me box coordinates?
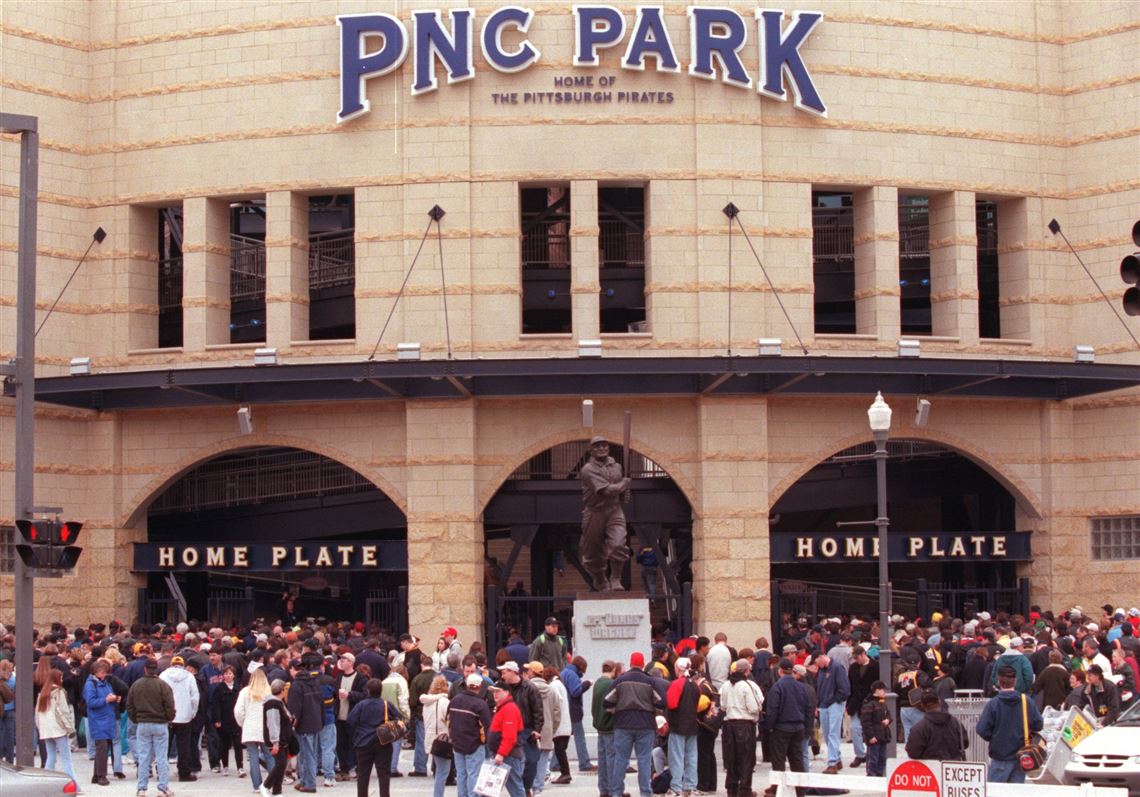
[120,433,408,530]
[476,427,700,517]
[767,427,1044,520]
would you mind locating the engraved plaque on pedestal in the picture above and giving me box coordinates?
[572,595,651,684]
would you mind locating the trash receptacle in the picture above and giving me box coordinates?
[946,692,990,764]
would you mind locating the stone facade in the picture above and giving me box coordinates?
[1,1,1139,644]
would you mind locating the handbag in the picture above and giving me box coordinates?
[1016,694,1047,772]
[430,701,454,759]
[375,701,408,746]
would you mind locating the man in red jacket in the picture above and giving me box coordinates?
[489,682,526,797]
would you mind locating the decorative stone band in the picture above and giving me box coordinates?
[648,226,812,239]
[928,289,981,303]
[265,292,310,305]
[356,228,519,242]
[7,65,1137,107]
[569,226,600,237]
[181,242,230,256]
[7,116,1137,157]
[5,175,1137,211]
[853,231,900,245]
[928,235,978,250]
[0,241,159,262]
[645,281,813,294]
[355,283,519,299]
[2,11,1135,52]
[182,296,231,309]
[265,236,309,251]
[854,286,902,299]
[571,283,601,295]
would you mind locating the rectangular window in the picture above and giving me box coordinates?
[0,525,14,574]
[230,199,267,344]
[977,201,1000,339]
[598,186,647,333]
[812,191,855,333]
[1090,516,1140,560]
[520,186,571,334]
[158,206,184,349]
[308,193,355,340]
[899,195,932,335]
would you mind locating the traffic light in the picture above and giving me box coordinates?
[15,518,83,573]
[1121,220,1140,316]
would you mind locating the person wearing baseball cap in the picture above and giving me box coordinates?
[495,660,543,791]
[334,652,367,784]
[528,617,570,671]
[977,665,1043,783]
[442,627,462,659]
[159,654,200,781]
[904,689,967,762]
[1084,665,1122,727]
[603,650,665,797]
[449,673,494,796]
[763,658,812,796]
[487,680,527,797]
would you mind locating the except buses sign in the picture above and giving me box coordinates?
[337,6,827,122]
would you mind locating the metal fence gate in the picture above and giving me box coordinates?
[365,587,408,636]
[206,586,255,629]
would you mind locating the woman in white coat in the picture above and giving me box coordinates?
[421,676,452,797]
[547,668,573,784]
[35,669,77,786]
[233,668,273,791]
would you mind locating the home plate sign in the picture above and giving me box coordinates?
[887,760,987,797]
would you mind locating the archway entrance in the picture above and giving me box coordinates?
[482,440,693,651]
[769,439,1030,635]
[136,446,407,631]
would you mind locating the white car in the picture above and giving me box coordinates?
[1063,699,1140,795]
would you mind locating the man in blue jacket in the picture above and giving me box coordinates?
[560,656,595,773]
[814,654,851,775]
[763,659,812,797]
[977,665,1044,783]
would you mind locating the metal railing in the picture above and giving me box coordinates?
[507,440,670,481]
[230,234,266,301]
[522,216,571,269]
[899,217,930,259]
[773,578,919,625]
[150,447,373,514]
[158,256,183,310]
[365,587,408,636]
[599,218,644,267]
[309,228,355,291]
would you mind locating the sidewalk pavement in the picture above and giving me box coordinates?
[55,738,885,796]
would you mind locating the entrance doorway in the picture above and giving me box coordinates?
[769,439,1031,634]
[482,440,694,651]
[139,446,408,632]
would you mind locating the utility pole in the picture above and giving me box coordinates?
[2,111,39,767]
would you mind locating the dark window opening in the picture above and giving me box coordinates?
[158,206,184,348]
[308,194,355,340]
[812,191,855,333]
[521,186,571,334]
[977,201,1000,339]
[599,186,647,333]
[230,200,266,344]
[899,195,932,335]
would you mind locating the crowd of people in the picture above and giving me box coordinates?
[0,601,1137,797]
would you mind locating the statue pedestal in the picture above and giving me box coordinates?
[572,594,651,684]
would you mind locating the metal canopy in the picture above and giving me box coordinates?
[16,355,1140,411]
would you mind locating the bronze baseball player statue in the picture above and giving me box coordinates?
[579,435,631,591]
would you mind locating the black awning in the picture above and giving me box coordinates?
[18,355,1140,411]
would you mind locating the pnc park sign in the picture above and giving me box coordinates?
[337,6,827,123]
